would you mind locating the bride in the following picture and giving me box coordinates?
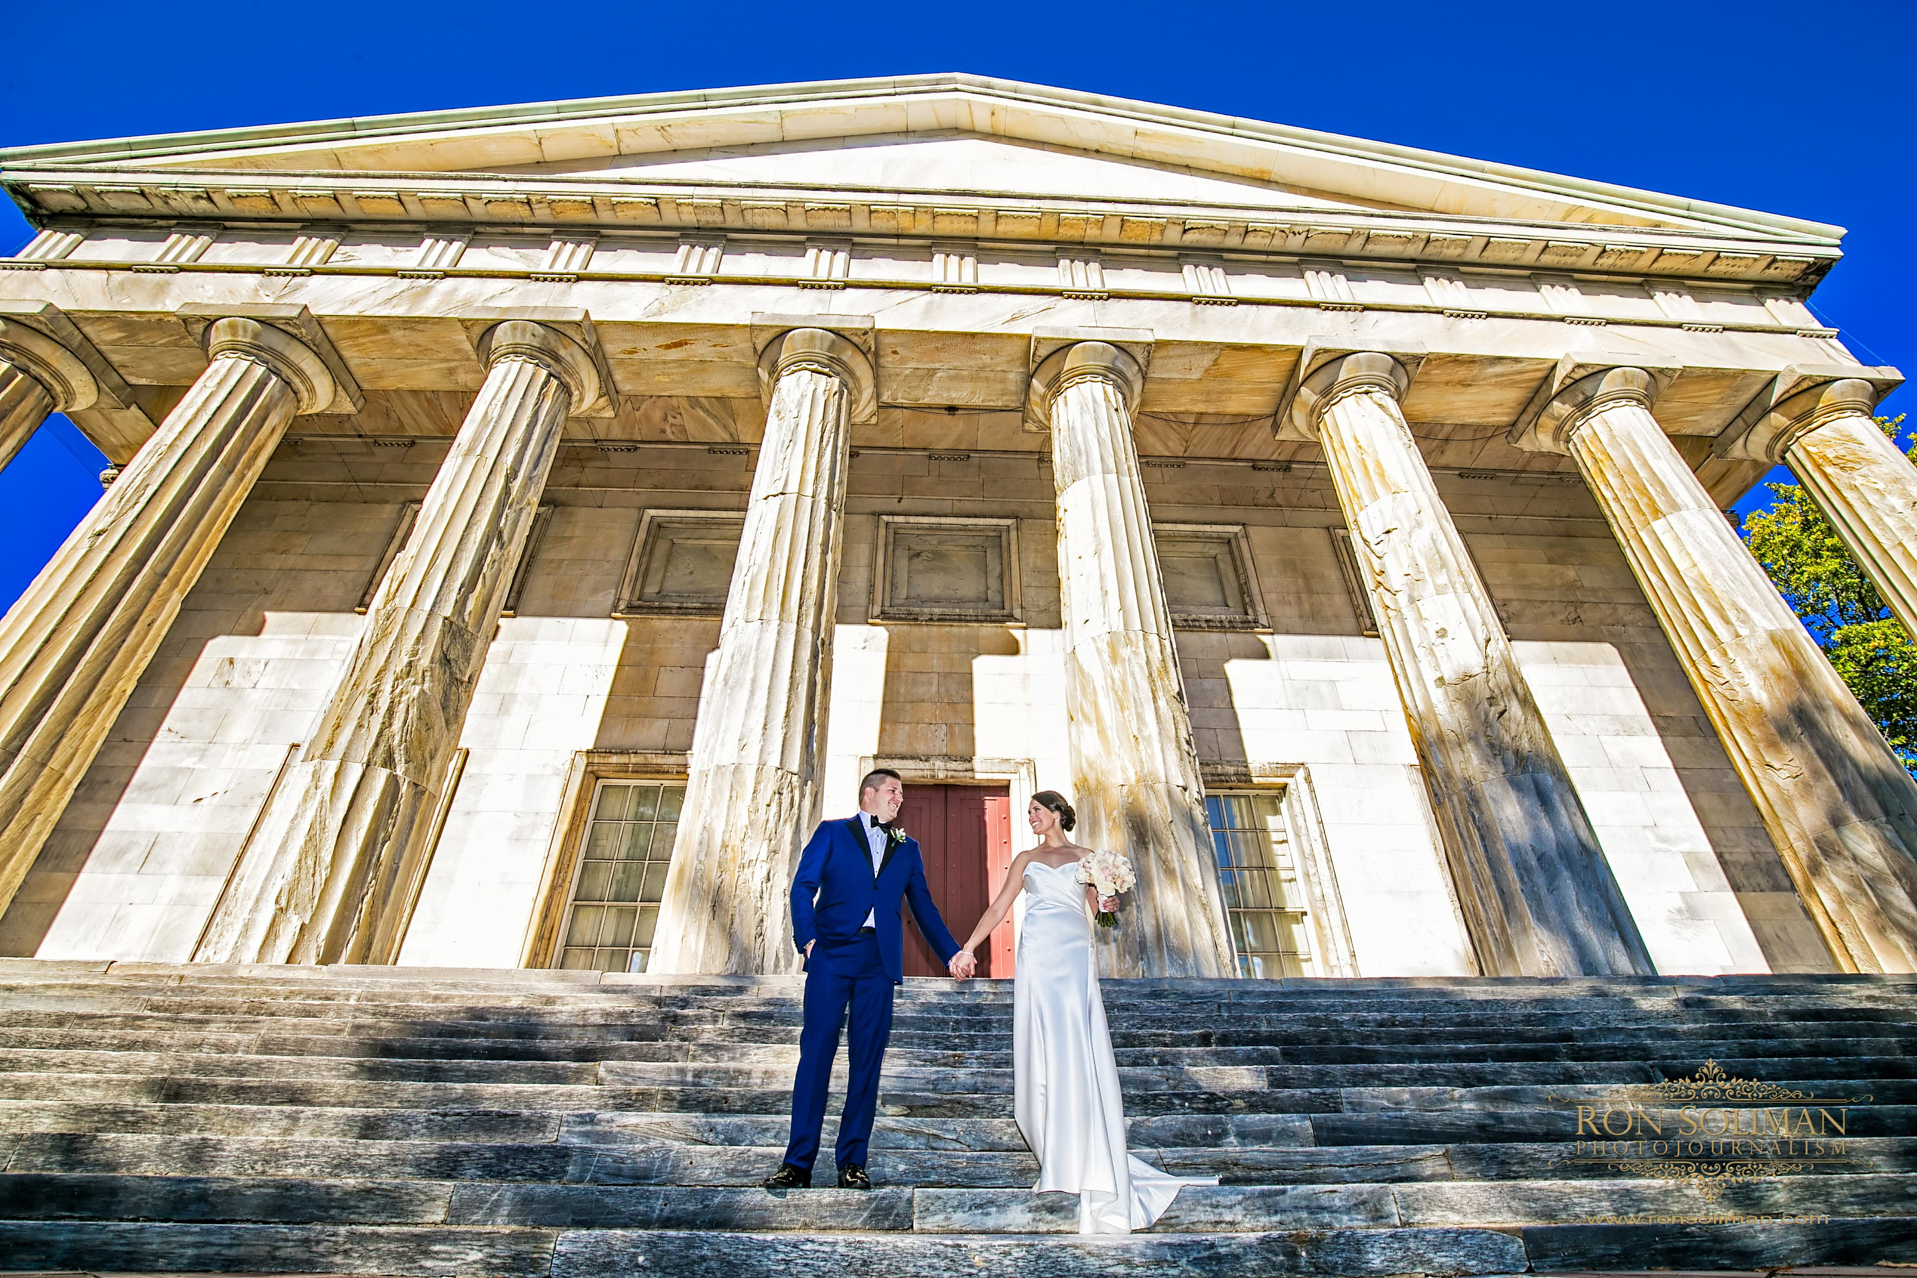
[954,790,1209,1234]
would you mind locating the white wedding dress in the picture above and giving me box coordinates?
[1013,858,1212,1234]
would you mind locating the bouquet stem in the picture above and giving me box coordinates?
[1094,911,1118,929]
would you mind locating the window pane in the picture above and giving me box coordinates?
[641,860,670,902]
[585,822,621,857]
[608,861,646,903]
[659,787,686,821]
[565,906,603,948]
[634,905,659,949]
[647,822,678,861]
[575,861,613,903]
[595,785,633,822]
[627,785,659,823]
[618,823,651,860]
[560,947,598,970]
[604,907,638,949]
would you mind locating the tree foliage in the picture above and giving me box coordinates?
[1741,416,1917,773]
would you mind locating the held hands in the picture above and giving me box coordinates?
[948,949,978,980]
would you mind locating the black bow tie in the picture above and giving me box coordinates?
[870,818,893,835]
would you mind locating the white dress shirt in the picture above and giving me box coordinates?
[858,811,887,929]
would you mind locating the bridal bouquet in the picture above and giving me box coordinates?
[1076,850,1136,929]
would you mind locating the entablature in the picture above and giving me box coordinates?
[1,167,1835,290]
[0,261,1882,507]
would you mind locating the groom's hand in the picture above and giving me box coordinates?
[804,941,814,959]
[948,951,977,980]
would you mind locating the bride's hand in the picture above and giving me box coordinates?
[1098,896,1119,912]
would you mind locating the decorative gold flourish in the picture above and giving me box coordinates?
[1632,1059,1816,1103]
[1604,1158,1814,1202]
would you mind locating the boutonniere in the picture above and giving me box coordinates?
[885,824,909,848]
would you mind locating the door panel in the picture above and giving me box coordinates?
[899,783,1013,978]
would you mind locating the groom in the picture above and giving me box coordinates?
[762,768,976,1191]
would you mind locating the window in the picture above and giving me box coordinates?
[615,509,744,617]
[1155,524,1266,629]
[556,780,684,973]
[1206,790,1317,978]
[1330,527,1380,637]
[872,515,1021,623]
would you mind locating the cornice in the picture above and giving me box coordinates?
[0,75,1842,245]
[0,168,1835,288]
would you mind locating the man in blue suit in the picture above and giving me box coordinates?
[762,768,975,1190]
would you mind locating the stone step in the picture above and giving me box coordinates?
[7,989,1910,1033]
[15,1130,1910,1188]
[12,983,1915,1025]
[13,1172,1907,1232]
[0,1100,568,1142]
[545,1220,1915,1276]
[0,1221,557,1277]
[0,1061,1899,1115]
[0,1048,1268,1094]
[5,1092,1893,1155]
[7,1012,1910,1060]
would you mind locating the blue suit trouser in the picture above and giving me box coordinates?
[782,932,895,1171]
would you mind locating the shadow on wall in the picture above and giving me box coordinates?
[874,624,1023,761]
[1488,539,1839,976]
[0,605,300,961]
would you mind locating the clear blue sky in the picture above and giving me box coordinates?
[2,0,1911,609]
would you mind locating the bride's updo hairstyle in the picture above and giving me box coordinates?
[1032,790,1077,833]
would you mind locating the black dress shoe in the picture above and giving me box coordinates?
[761,1163,811,1190]
[836,1162,872,1189]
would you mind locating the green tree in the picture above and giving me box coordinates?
[1741,416,1917,774]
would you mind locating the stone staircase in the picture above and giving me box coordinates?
[0,959,1912,1276]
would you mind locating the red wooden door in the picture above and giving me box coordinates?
[898,783,1015,978]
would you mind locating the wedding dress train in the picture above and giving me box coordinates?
[1013,859,1213,1234]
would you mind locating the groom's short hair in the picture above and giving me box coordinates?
[859,768,902,798]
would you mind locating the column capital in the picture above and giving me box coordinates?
[1509,358,1675,455]
[0,300,143,419]
[203,318,346,416]
[0,317,97,413]
[179,303,364,416]
[1714,363,1904,463]
[477,320,604,414]
[1280,347,1420,441]
[755,325,878,424]
[1026,339,1146,431]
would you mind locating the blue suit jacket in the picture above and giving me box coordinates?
[790,815,962,984]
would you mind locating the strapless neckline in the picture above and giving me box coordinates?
[1029,859,1081,873]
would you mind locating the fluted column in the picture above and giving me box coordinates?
[0,318,101,473]
[0,318,341,915]
[1033,340,1233,978]
[1727,377,1917,638]
[197,321,598,965]
[1296,354,1651,975]
[1521,367,1917,973]
[648,328,870,975]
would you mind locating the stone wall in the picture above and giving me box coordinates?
[0,438,1831,976]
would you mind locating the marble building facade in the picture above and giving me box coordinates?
[0,74,1913,982]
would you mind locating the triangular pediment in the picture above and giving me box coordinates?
[494,132,1392,214]
[0,75,1841,247]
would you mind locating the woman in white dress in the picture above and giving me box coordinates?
[954,790,1209,1234]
